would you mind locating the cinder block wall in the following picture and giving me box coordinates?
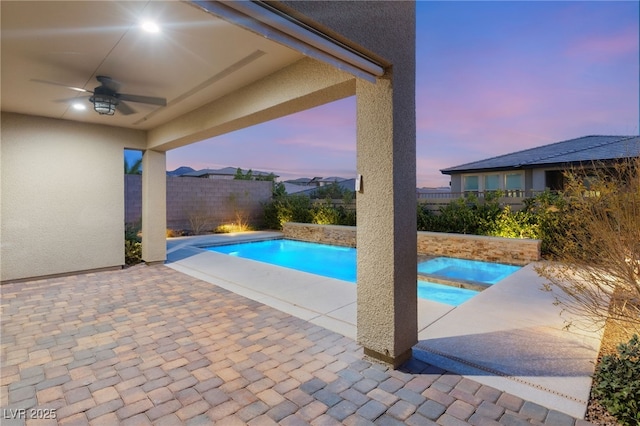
[125,174,143,224]
[282,223,540,265]
[126,175,272,231]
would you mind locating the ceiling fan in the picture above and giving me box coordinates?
[33,76,167,116]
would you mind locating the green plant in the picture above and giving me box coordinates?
[272,181,286,198]
[262,194,313,229]
[125,239,142,265]
[124,221,142,265]
[593,335,640,425]
[312,201,341,225]
[124,155,142,174]
[522,190,565,255]
[429,194,496,234]
[489,206,539,239]
[234,168,253,180]
[311,182,354,200]
[417,203,439,231]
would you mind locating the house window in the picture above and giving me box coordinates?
[484,174,500,191]
[463,175,479,192]
[505,173,523,194]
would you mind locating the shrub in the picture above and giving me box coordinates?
[124,221,142,265]
[488,206,539,239]
[338,205,357,226]
[312,201,342,225]
[417,203,439,231]
[419,192,503,235]
[125,239,142,265]
[593,335,640,425]
[521,190,565,255]
[311,202,356,226]
[262,194,313,230]
[536,158,640,332]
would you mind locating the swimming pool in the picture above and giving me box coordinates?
[205,239,492,306]
[418,257,521,285]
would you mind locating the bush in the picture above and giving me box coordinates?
[262,194,313,230]
[488,206,539,239]
[593,335,640,425]
[312,201,342,225]
[263,193,358,229]
[417,192,503,235]
[124,221,142,265]
[536,158,640,332]
[521,190,565,255]
[125,239,142,265]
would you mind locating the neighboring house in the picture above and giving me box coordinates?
[284,176,355,196]
[180,167,278,180]
[441,135,640,195]
[317,176,349,186]
[285,177,323,187]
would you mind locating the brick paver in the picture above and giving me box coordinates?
[1,265,595,425]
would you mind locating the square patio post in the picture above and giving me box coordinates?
[356,72,417,367]
[141,149,167,264]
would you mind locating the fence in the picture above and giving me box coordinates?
[307,191,545,214]
[310,199,356,211]
[417,190,545,213]
[125,175,272,232]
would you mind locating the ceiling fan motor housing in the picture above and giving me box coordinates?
[89,85,119,115]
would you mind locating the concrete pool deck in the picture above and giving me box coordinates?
[166,232,604,419]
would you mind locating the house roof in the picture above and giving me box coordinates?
[441,135,640,175]
[181,167,276,178]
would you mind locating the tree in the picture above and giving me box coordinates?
[536,157,640,333]
[234,168,253,180]
[124,157,142,174]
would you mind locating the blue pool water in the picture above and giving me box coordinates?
[205,239,506,306]
[418,257,521,285]
[210,239,357,282]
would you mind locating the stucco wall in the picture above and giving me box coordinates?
[279,1,418,365]
[282,223,540,265]
[125,175,272,231]
[1,113,146,281]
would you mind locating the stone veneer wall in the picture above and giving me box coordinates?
[282,223,357,248]
[416,231,540,265]
[282,223,540,265]
[126,175,272,231]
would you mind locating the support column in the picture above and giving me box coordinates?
[141,149,167,264]
[356,74,417,368]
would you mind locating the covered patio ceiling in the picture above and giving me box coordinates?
[1,1,305,131]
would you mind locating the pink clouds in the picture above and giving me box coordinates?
[167,97,357,180]
[169,2,638,189]
[567,26,638,62]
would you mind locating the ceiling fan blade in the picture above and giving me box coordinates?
[96,75,120,92]
[116,101,136,115]
[31,79,92,93]
[53,96,90,103]
[118,93,167,106]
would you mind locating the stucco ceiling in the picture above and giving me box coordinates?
[1,1,303,130]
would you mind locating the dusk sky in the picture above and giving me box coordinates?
[159,1,639,188]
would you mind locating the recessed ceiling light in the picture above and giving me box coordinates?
[141,20,160,33]
[72,103,86,111]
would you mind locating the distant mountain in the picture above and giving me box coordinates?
[167,166,195,176]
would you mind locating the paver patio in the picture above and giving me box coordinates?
[1,264,595,425]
